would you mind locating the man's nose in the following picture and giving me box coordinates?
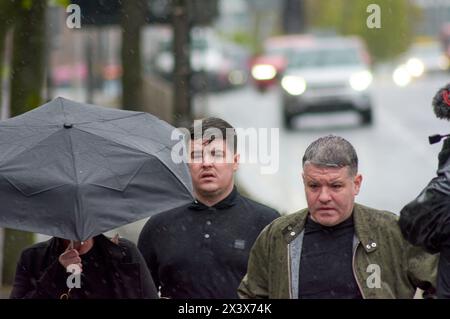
[201,154,214,166]
[318,187,331,203]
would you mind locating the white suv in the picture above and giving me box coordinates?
[281,36,373,129]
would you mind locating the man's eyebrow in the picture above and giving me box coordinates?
[202,135,215,146]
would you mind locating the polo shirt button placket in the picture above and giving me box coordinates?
[202,208,215,247]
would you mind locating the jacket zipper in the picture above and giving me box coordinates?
[287,243,293,299]
[352,241,366,299]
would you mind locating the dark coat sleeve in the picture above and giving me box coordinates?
[118,238,158,299]
[238,223,272,299]
[137,217,161,292]
[399,138,450,253]
[9,249,67,299]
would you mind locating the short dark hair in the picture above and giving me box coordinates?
[189,117,237,153]
[302,135,358,176]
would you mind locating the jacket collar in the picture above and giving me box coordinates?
[189,186,238,210]
[282,203,378,253]
[352,204,379,253]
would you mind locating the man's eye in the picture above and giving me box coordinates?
[191,153,203,159]
[210,150,224,158]
[332,184,343,189]
[308,184,318,189]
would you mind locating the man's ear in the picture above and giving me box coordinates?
[353,174,362,195]
[233,153,240,171]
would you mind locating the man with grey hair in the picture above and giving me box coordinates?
[238,135,438,299]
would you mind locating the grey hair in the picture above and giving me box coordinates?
[302,135,358,176]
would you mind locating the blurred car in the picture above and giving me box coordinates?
[250,34,315,92]
[151,28,249,93]
[392,41,449,86]
[280,36,373,129]
[51,63,87,87]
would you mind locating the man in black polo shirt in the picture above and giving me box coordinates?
[137,117,279,299]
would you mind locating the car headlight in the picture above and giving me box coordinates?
[406,58,424,77]
[349,71,373,91]
[251,64,277,81]
[281,75,306,96]
[392,65,412,87]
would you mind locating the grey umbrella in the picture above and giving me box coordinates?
[0,97,193,241]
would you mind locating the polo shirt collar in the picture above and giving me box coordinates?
[190,186,238,210]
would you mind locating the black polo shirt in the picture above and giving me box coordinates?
[298,215,362,299]
[137,187,279,299]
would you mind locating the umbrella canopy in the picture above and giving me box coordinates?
[0,97,193,241]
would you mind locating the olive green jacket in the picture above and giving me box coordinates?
[238,203,438,299]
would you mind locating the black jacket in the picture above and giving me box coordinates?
[399,138,450,253]
[399,138,450,298]
[10,235,158,299]
[137,187,280,299]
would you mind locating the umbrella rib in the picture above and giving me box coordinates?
[70,112,145,126]
[66,125,84,240]
[0,128,61,165]
[72,127,161,158]
[0,112,61,126]
[76,123,168,152]
[80,126,167,150]
[0,124,61,128]
[78,113,180,149]
[71,128,193,195]
[74,131,134,188]
[0,113,144,127]
[153,146,193,195]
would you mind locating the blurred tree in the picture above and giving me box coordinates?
[172,0,191,127]
[10,0,47,115]
[282,0,306,34]
[0,1,16,111]
[1,0,47,286]
[305,0,344,32]
[245,0,281,55]
[306,0,420,62]
[172,0,219,126]
[120,0,146,111]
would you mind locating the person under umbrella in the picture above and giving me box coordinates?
[0,97,194,298]
[10,234,158,299]
[0,97,193,241]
